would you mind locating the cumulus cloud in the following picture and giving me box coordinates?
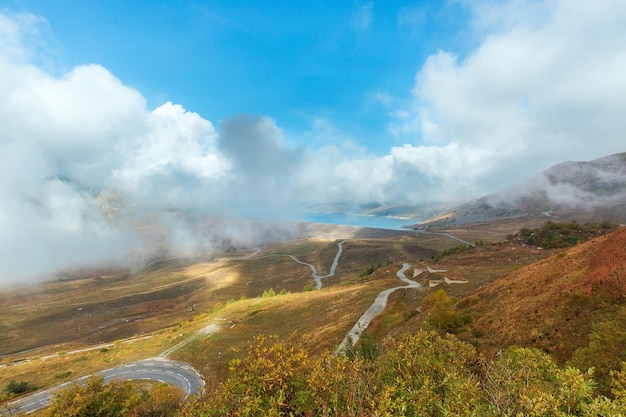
[0,13,266,285]
[3,1,626,283]
[111,101,226,212]
[337,0,626,205]
[216,115,306,216]
[0,11,329,285]
[396,0,626,191]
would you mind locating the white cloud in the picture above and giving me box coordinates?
[112,101,227,212]
[0,64,237,281]
[371,91,393,106]
[0,11,49,63]
[3,1,626,282]
[395,0,626,191]
[336,0,626,207]
[0,11,326,284]
[351,2,374,31]
[0,13,235,284]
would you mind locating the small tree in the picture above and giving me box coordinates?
[421,289,470,334]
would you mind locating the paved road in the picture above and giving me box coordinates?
[337,263,423,352]
[244,240,346,290]
[4,358,204,415]
[416,231,475,246]
[286,240,346,289]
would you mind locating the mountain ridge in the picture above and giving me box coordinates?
[419,152,626,227]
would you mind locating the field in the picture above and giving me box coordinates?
[0,219,572,404]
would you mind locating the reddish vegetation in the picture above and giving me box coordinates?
[572,227,626,297]
[458,227,626,363]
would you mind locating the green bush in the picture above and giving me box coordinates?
[484,346,597,416]
[508,221,617,249]
[570,306,626,396]
[359,265,376,277]
[178,331,626,416]
[262,288,276,298]
[45,376,183,417]
[435,244,473,260]
[421,289,470,334]
[4,380,35,395]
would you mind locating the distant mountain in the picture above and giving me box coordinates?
[305,201,456,222]
[421,152,626,226]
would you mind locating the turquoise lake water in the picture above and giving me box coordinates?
[298,212,420,230]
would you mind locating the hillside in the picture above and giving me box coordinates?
[420,152,626,227]
[4,219,626,413]
[456,226,626,364]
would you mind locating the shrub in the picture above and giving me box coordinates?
[483,347,596,416]
[570,306,626,396]
[355,331,380,362]
[186,335,312,416]
[262,288,276,298]
[359,265,375,278]
[178,331,626,416]
[508,221,617,249]
[421,289,470,334]
[435,244,473,260]
[375,331,482,416]
[4,380,35,395]
[45,376,183,417]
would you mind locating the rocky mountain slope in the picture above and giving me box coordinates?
[422,152,626,226]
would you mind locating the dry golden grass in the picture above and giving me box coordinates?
[450,227,626,362]
[0,234,444,398]
[0,266,411,398]
[170,278,399,384]
[1,242,342,357]
[0,254,243,356]
[4,226,540,402]
[0,332,173,399]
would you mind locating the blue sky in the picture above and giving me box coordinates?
[5,0,472,153]
[2,0,626,282]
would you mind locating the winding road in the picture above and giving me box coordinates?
[337,263,423,352]
[4,242,349,415]
[243,240,346,289]
[285,240,346,289]
[246,241,425,352]
[4,234,461,414]
[4,358,204,415]
[416,230,475,246]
